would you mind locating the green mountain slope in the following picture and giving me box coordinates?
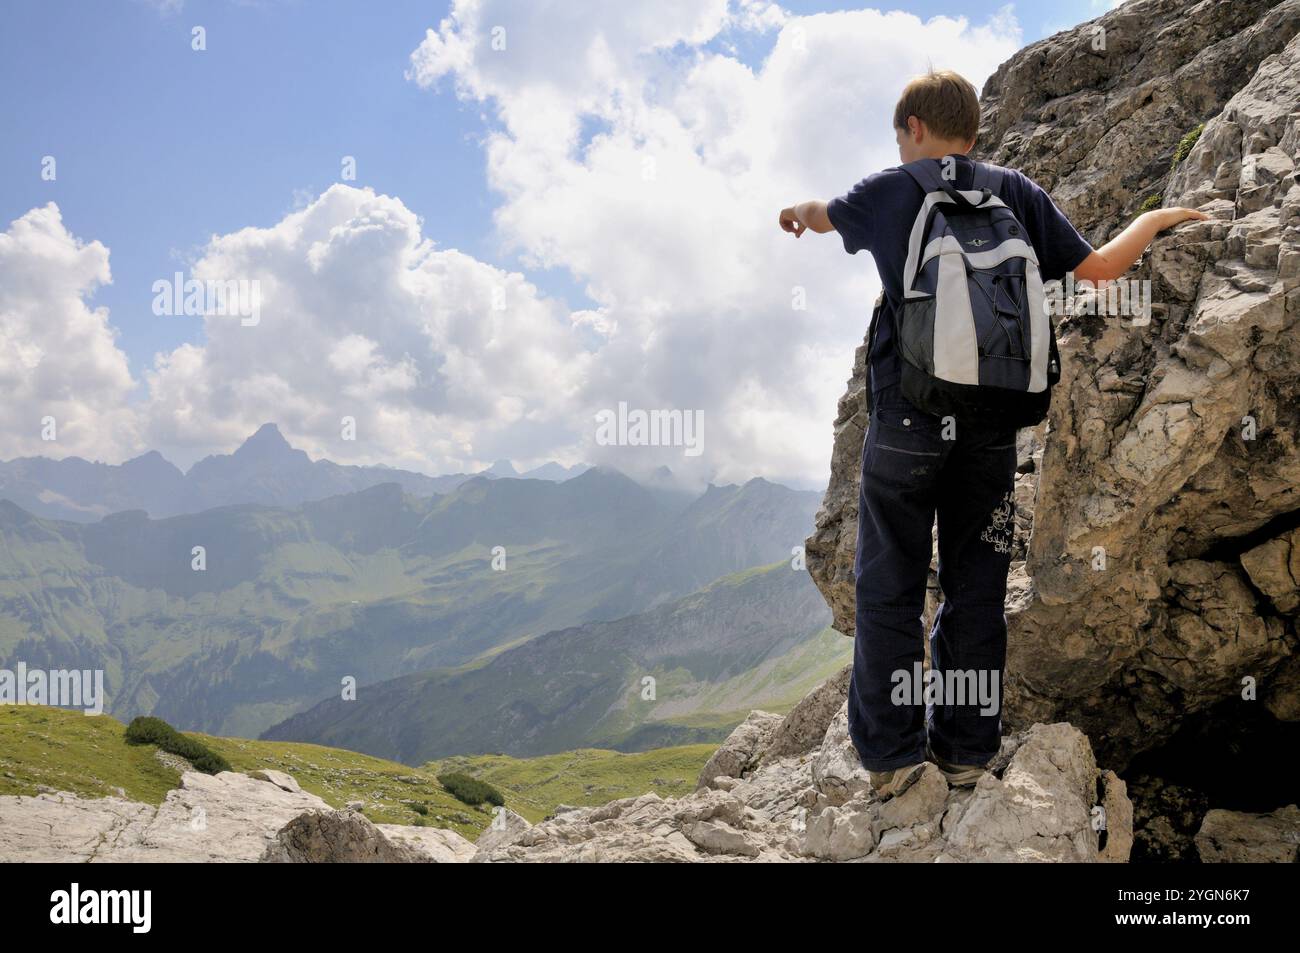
[0,471,819,737]
[264,561,847,763]
[426,746,717,823]
[0,705,714,835]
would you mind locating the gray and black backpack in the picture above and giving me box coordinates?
[889,158,1060,428]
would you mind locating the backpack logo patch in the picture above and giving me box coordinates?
[965,238,990,247]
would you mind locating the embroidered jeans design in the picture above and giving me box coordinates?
[979,489,1016,554]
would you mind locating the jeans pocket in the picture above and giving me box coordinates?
[867,404,945,482]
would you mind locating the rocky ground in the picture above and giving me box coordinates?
[472,669,1134,862]
[0,768,475,863]
[2,665,1295,861]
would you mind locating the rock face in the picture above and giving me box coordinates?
[695,710,782,789]
[806,0,1300,773]
[474,677,1131,863]
[981,0,1300,242]
[0,771,474,863]
[1194,804,1300,862]
[762,664,851,762]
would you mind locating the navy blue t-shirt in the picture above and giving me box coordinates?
[826,154,1093,394]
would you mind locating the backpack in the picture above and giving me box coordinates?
[886,158,1060,429]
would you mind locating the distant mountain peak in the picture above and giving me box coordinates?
[485,459,518,477]
[225,424,310,467]
[120,449,183,477]
[575,464,629,482]
[238,423,290,451]
[515,460,590,482]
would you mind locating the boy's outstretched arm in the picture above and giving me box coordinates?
[1073,206,1207,282]
[779,201,835,237]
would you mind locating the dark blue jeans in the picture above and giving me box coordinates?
[849,383,1018,771]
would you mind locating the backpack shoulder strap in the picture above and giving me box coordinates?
[866,291,886,360]
[972,161,1005,198]
[901,158,988,211]
[899,158,946,196]
[864,291,894,410]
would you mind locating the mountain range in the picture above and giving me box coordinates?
[263,560,844,763]
[0,466,821,741]
[0,423,590,522]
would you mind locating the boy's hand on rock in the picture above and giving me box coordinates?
[1154,207,1209,230]
[779,207,806,237]
[1083,206,1211,281]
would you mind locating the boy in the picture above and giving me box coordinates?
[779,70,1204,798]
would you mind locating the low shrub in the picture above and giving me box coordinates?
[437,771,504,807]
[1138,193,1163,213]
[124,716,231,775]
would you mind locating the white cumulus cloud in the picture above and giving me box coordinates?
[3,2,1024,488]
[0,204,140,461]
[140,184,592,473]
[408,0,1022,485]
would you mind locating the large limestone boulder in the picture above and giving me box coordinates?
[261,809,472,863]
[763,664,851,762]
[806,0,1300,773]
[0,770,473,863]
[939,724,1109,862]
[0,771,329,862]
[262,810,429,863]
[695,710,782,789]
[1001,27,1300,764]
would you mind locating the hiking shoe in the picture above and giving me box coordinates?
[927,743,988,787]
[867,762,926,800]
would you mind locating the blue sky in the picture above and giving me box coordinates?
[2,0,1103,374]
[3,1,495,376]
[0,0,1109,482]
